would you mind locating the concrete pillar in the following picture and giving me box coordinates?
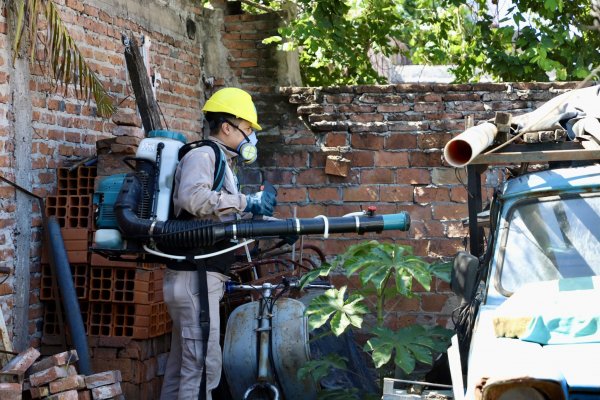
[9,45,34,353]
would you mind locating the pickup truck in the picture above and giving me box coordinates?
[446,87,600,400]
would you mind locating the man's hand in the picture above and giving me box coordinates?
[244,190,277,216]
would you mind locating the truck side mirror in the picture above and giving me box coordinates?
[451,251,480,302]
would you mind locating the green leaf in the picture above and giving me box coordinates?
[428,261,452,283]
[300,264,333,288]
[11,0,115,117]
[364,325,453,374]
[305,287,367,335]
[262,35,282,44]
[297,353,348,381]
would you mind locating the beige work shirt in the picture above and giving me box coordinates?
[172,137,247,220]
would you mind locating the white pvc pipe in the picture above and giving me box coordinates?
[444,122,498,167]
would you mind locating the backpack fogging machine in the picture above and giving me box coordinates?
[92,130,411,262]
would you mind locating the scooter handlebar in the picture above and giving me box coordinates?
[225,279,332,294]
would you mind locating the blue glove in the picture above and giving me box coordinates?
[244,190,277,216]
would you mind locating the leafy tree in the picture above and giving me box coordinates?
[241,0,600,85]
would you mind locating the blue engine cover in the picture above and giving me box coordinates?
[93,173,127,229]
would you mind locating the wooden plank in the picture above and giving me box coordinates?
[122,35,162,134]
[0,310,13,366]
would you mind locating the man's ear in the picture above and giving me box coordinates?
[220,121,231,136]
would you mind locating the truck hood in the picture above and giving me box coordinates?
[467,305,600,396]
[492,276,600,345]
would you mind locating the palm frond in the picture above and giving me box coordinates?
[12,0,115,117]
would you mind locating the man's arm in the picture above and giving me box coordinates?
[173,148,247,217]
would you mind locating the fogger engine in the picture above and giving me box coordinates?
[93,130,412,262]
[93,130,186,255]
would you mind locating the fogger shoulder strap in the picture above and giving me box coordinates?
[178,140,226,191]
[196,261,210,400]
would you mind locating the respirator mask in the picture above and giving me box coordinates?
[227,120,258,164]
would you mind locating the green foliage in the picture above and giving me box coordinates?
[305,286,368,336]
[301,240,453,389]
[12,0,115,117]
[259,0,600,84]
[297,353,348,382]
[365,325,453,374]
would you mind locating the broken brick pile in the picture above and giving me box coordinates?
[0,348,122,400]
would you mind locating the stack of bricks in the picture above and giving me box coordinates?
[0,347,122,400]
[41,162,172,342]
[87,335,170,398]
[96,110,144,182]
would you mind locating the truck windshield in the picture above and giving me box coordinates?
[499,194,600,294]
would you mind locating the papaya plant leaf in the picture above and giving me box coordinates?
[300,263,333,288]
[428,261,452,283]
[305,287,368,336]
[364,325,452,374]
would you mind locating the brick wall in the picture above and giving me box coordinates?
[242,82,580,328]
[0,0,218,351]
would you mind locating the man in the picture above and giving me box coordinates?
[160,87,277,400]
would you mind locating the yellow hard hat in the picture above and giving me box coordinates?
[202,88,261,130]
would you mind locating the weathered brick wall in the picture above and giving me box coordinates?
[0,0,221,351]
[245,82,581,328]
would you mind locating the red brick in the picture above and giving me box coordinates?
[29,350,79,374]
[374,151,409,167]
[84,370,122,389]
[91,382,122,400]
[45,390,79,400]
[29,365,68,386]
[111,110,141,127]
[112,126,144,139]
[432,203,468,221]
[296,169,327,185]
[277,187,307,203]
[28,384,50,398]
[421,293,451,312]
[307,187,339,202]
[348,150,374,167]
[385,133,417,150]
[0,382,22,399]
[78,390,92,400]
[342,186,378,202]
[0,346,40,375]
[351,133,384,150]
[409,151,443,167]
[380,186,413,202]
[414,187,450,203]
[361,169,394,184]
[291,204,327,218]
[49,374,85,393]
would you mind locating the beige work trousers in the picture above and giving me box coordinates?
[160,269,228,400]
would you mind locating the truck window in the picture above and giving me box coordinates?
[498,194,600,295]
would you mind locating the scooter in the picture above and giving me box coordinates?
[223,276,331,400]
